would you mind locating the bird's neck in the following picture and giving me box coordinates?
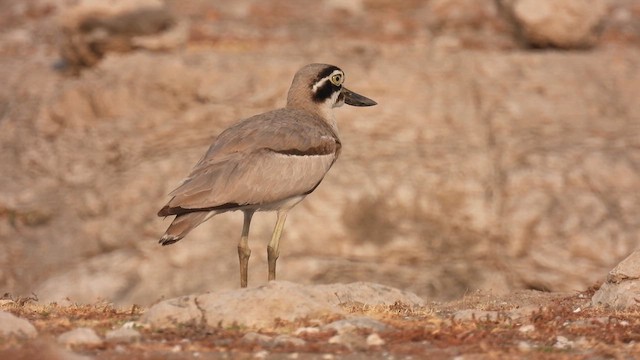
[318,107,339,135]
[286,101,340,137]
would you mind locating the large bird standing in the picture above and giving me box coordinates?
[158,64,377,288]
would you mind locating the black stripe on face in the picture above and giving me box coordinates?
[312,81,340,103]
[311,65,342,103]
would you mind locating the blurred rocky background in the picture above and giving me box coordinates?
[0,0,639,306]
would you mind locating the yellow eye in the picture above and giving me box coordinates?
[330,73,343,86]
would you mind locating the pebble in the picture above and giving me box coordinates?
[366,333,385,346]
[241,332,273,345]
[517,341,532,352]
[293,326,320,336]
[105,327,141,343]
[553,335,573,350]
[322,317,389,334]
[518,324,535,333]
[57,327,103,346]
[273,334,306,347]
[328,333,367,350]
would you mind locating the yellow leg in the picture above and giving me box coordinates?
[238,210,254,288]
[267,210,288,281]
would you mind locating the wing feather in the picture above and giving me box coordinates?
[159,109,340,216]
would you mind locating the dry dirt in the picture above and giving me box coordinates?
[2,286,640,359]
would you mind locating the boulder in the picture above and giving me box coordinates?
[57,0,187,72]
[57,327,103,346]
[592,250,640,309]
[504,0,607,48]
[142,281,423,329]
[0,311,37,338]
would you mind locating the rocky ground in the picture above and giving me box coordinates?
[2,281,640,359]
[2,0,640,358]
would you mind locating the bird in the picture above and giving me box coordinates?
[157,63,377,288]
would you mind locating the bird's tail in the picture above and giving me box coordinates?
[159,212,209,246]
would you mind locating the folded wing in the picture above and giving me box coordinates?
[158,109,341,216]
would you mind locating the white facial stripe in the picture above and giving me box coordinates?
[312,70,344,93]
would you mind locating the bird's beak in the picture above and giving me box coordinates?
[342,87,377,107]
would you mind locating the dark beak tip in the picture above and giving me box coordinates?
[343,87,377,107]
[348,98,377,107]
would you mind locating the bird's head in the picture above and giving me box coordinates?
[287,64,377,115]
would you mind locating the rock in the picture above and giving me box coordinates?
[518,324,535,333]
[328,333,367,351]
[517,341,533,352]
[57,0,186,72]
[504,0,607,48]
[366,333,385,346]
[142,281,422,329]
[140,295,203,328]
[592,250,640,309]
[553,335,573,350]
[240,332,273,346]
[57,327,103,346]
[591,280,640,309]
[0,311,37,338]
[606,250,640,284]
[273,335,306,347]
[105,327,141,343]
[425,0,517,49]
[293,327,320,336]
[322,317,390,334]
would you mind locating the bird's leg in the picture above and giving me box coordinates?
[238,210,254,288]
[267,210,288,281]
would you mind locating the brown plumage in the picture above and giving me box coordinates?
[158,63,376,287]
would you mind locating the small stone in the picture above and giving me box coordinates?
[517,341,532,352]
[518,324,535,333]
[328,335,341,344]
[328,333,367,350]
[241,332,273,345]
[105,327,141,343]
[121,321,148,329]
[322,317,389,334]
[293,327,319,336]
[0,311,37,338]
[0,300,15,306]
[58,327,103,346]
[273,334,306,347]
[254,350,269,359]
[366,333,385,346]
[553,335,573,350]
